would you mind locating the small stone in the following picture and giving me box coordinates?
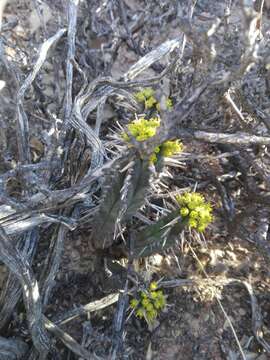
[238,308,246,316]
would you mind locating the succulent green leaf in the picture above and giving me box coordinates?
[131,210,188,258]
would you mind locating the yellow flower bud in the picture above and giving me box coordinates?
[180,207,189,217]
[150,282,158,291]
[136,308,145,319]
[130,299,139,308]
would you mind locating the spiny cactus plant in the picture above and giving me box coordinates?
[92,90,183,251]
[91,86,212,257]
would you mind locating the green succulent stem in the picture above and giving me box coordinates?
[130,210,188,258]
[91,153,152,249]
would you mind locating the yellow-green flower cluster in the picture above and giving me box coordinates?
[134,87,173,111]
[165,98,173,110]
[122,117,160,142]
[134,88,157,110]
[122,117,183,163]
[160,140,183,157]
[130,282,166,323]
[176,192,213,232]
[149,140,184,164]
